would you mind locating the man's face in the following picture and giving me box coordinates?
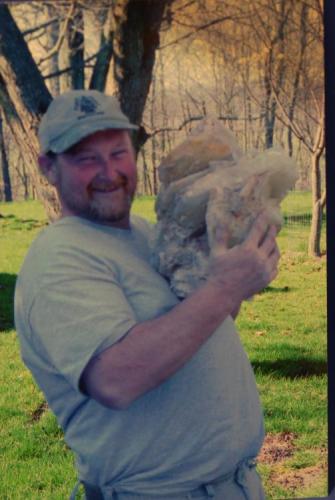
[49,129,137,228]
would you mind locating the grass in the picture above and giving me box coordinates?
[280,190,313,217]
[238,252,327,498]
[0,193,327,499]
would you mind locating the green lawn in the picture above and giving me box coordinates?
[0,194,327,499]
[280,190,313,216]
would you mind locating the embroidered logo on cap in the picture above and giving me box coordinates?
[74,96,104,119]
[74,96,98,114]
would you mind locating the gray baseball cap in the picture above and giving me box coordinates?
[38,89,138,154]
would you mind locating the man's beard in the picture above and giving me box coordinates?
[86,190,133,224]
[60,174,134,226]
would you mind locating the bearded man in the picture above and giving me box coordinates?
[15,90,279,500]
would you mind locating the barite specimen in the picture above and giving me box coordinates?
[151,119,298,298]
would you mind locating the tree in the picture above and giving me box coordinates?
[0,0,172,218]
[206,0,325,256]
[0,112,12,202]
[264,0,325,256]
[112,0,173,151]
[0,0,326,256]
[88,6,115,91]
[0,5,59,219]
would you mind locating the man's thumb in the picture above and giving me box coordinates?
[210,224,231,255]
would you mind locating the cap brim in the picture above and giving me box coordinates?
[46,118,139,154]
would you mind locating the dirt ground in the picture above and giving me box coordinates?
[258,432,327,496]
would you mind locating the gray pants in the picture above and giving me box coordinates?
[72,458,265,500]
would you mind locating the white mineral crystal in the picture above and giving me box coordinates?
[151,119,298,298]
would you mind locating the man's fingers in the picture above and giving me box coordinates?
[270,244,280,266]
[260,225,278,256]
[212,225,230,251]
[245,212,269,248]
[266,244,280,281]
[269,266,279,282]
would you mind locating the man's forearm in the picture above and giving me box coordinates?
[82,214,280,409]
[81,281,238,409]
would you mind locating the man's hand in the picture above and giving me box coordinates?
[81,213,280,410]
[208,212,280,304]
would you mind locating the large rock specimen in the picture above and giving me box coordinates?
[151,120,298,298]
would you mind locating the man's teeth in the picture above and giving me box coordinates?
[94,186,120,192]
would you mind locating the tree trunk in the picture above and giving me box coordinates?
[0,1,172,217]
[263,43,276,149]
[308,152,323,257]
[0,113,12,201]
[140,147,153,195]
[89,7,115,91]
[0,75,60,218]
[69,6,85,89]
[15,154,31,200]
[45,4,61,95]
[262,1,292,149]
[112,0,172,152]
[0,6,51,117]
[58,25,72,93]
[150,74,158,195]
[287,2,307,157]
[0,5,59,219]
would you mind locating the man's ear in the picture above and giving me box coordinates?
[38,155,59,186]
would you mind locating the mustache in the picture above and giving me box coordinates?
[89,174,128,191]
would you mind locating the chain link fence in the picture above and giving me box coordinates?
[283,213,326,227]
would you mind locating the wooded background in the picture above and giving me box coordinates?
[0,0,325,255]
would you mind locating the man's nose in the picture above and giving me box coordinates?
[98,158,120,179]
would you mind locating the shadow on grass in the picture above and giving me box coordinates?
[252,343,327,379]
[252,357,327,379]
[260,285,292,294]
[0,214,47,231]
[0,273,17,332]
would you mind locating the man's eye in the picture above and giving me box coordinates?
[112,150,126,158]
[76,155,97,164]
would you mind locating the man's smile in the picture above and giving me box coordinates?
[89,178,128,195]
[92,187,123,193]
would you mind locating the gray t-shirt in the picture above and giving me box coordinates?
[14,215,264,496]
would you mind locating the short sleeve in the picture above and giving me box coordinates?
[28,247,137,392]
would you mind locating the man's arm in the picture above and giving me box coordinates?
[81,214,280,410]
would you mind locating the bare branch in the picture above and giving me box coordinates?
[218,113,266,122]
[171,0,197,15]
[310,87,324,118]
[42,65,72,80]
[270,87,310,148]
[321,187,326,209]
[22,16,59,38]
[159,15,236,50]
[42,43,107,80]
[148,112,266,139]
[27,29,48,43]
[314,108,325,155]
[148,116,204,137]
[270,71,321,127]
[36,2,75,66]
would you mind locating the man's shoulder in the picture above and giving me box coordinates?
[23,218,89,259]
[18,217,97,279]
[19,215,155,283]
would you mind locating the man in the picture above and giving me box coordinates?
[14,89,280,500]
